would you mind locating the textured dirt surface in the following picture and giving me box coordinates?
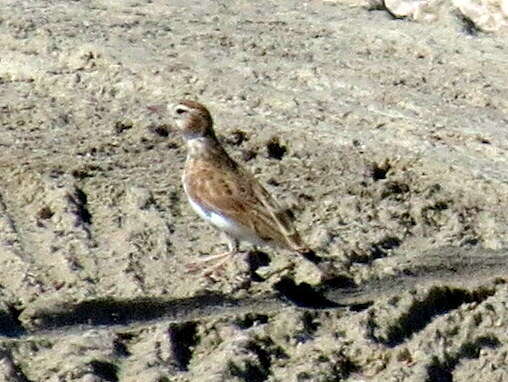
[1,1,508,381]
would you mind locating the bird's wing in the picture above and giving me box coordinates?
[185,160,309,252]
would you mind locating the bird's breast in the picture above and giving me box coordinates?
[186,196,266,246]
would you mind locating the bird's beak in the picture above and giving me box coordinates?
[146,104,167,115]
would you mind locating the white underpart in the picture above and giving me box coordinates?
[187,197,266,247]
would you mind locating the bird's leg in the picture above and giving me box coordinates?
[201,236,240,276]
[185,235,240,276]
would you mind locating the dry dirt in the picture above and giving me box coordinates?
[1,1,507,381]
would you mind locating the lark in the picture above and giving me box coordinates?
[154,100,328,276]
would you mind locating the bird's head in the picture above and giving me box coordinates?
[172,100,216,141]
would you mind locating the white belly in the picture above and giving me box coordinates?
[187,197,265,246]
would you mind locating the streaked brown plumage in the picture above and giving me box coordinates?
[169,100,324,275]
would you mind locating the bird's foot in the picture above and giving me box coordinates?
[185,251,233,276]
[186,251,253,284]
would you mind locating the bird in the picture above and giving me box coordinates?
[153,100,328,277]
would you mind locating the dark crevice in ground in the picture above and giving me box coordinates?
[273,277,340,309]
[89,360,119,382]
[0,304,26,338]
[228,338,285,382]
[112,334,132,357]
[425,335,500,382]
[374,285,496,347]
[265,136,287,160]
[168,321,199,371]
[68,187,92,226]
[234,313,269,329]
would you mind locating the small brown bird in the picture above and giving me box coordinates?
[156,100,326,275]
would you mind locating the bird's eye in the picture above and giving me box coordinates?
[176,108,187,115]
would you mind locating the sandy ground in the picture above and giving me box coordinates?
[1,0,508,381]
